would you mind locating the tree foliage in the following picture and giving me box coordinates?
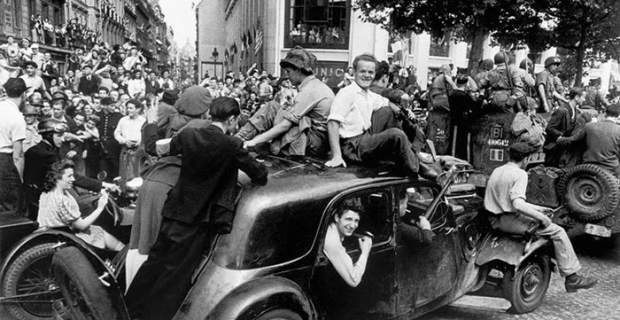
[355,0,620,86]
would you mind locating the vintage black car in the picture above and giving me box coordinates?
[51,154,554,320]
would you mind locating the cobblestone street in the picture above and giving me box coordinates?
[420,233,620,320]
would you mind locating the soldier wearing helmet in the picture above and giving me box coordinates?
[236,45,335,157]
[22,118,113,220]
[479,51,535,113]
[537,56,568,112]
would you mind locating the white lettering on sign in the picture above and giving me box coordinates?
[488,139,509,147]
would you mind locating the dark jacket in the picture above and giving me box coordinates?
[77,74,101,95]
[24,141,102,190]
[145,80,161,95]
[544,102,585,167]
[96,110,123,158]
[23,140,102,218]
[162,124,268,230]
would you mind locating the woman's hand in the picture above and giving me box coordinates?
[97,191,109,209]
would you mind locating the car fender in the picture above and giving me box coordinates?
[0,228,82,278]
[475,234,550,270]
[203,276,316,320]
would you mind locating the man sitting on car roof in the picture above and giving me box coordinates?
[237,46,335,157]
[325,53,437,180]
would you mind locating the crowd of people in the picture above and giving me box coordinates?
[0,35,612,318]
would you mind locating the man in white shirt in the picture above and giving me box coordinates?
[20,60,51,100]
[30,43,45,73]
[323,206,372,288]
[0,78,27,211]
[158,70,174,90]
[325,53,437,180]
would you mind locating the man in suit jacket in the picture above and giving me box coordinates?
[125,97,268,320]
[77,64,101,96]
[145,71,161,95]
[544,87,587,167]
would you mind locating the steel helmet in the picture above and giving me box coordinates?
[544,56,561,68]
[38,118,69,134]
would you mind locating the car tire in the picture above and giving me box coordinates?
[254,309,303,320]
[52,246,123,320]
[1,242,61,320]
[502,255,551,314]
[558,164,620,221]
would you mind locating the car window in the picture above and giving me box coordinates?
[331,188,393,250]
[237,198,327,269]
[398,185,447,230]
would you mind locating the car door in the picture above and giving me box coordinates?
[309,187,397,319]
[394,182,461,315]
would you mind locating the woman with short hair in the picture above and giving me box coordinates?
[37,159,124,251]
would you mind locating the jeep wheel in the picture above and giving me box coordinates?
[558,164,620,221]
[255,309,303,320]
[502,255,551,314]
[1,243,62,320]
[52,247,124,320]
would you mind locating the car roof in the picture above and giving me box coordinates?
[237,154,415,215]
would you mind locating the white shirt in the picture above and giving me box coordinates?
[114,115,146,145]
[328,81,388,138]
[158,78,174,90]
[20,74,46,97]
[0,100,26,153]
[323,223,367,287]
[127,79,146,98]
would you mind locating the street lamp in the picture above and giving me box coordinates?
[211,48,219,62]
[211,48,219,79]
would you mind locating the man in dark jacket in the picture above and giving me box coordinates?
[544,87,587,168]
[96,97,123,180]
[125,97,268,320]
[76,64,101,96]
[22,118,112,220]
[557,104,620,178]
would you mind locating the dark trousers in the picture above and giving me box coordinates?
[125,217,217,320]
[0,153,22,212]
[341,108,420,176]
[99,156,119,182]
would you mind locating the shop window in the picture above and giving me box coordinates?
[285,0,351,49]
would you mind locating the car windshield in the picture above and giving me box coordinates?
[213,196,329,269]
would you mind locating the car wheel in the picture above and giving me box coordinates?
[502,255,551,314]
[52,247,123,320]
[1,242,62,320]
[255,309,303,320]
[557,164,620,221]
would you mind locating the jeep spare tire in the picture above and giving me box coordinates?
[558,164,620,221]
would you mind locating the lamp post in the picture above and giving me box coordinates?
[211,48,219,78]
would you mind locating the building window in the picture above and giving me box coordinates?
[284,0,351,50]
[429,33,450,58]
[41,0,64,25]
[13,0,22,28]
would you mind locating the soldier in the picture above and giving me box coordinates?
[480,51,534,113]
[583,77,610,113]
[537,56,569,112]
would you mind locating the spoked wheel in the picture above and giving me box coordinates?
[1,243,63,320]
[502,255,551,314]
